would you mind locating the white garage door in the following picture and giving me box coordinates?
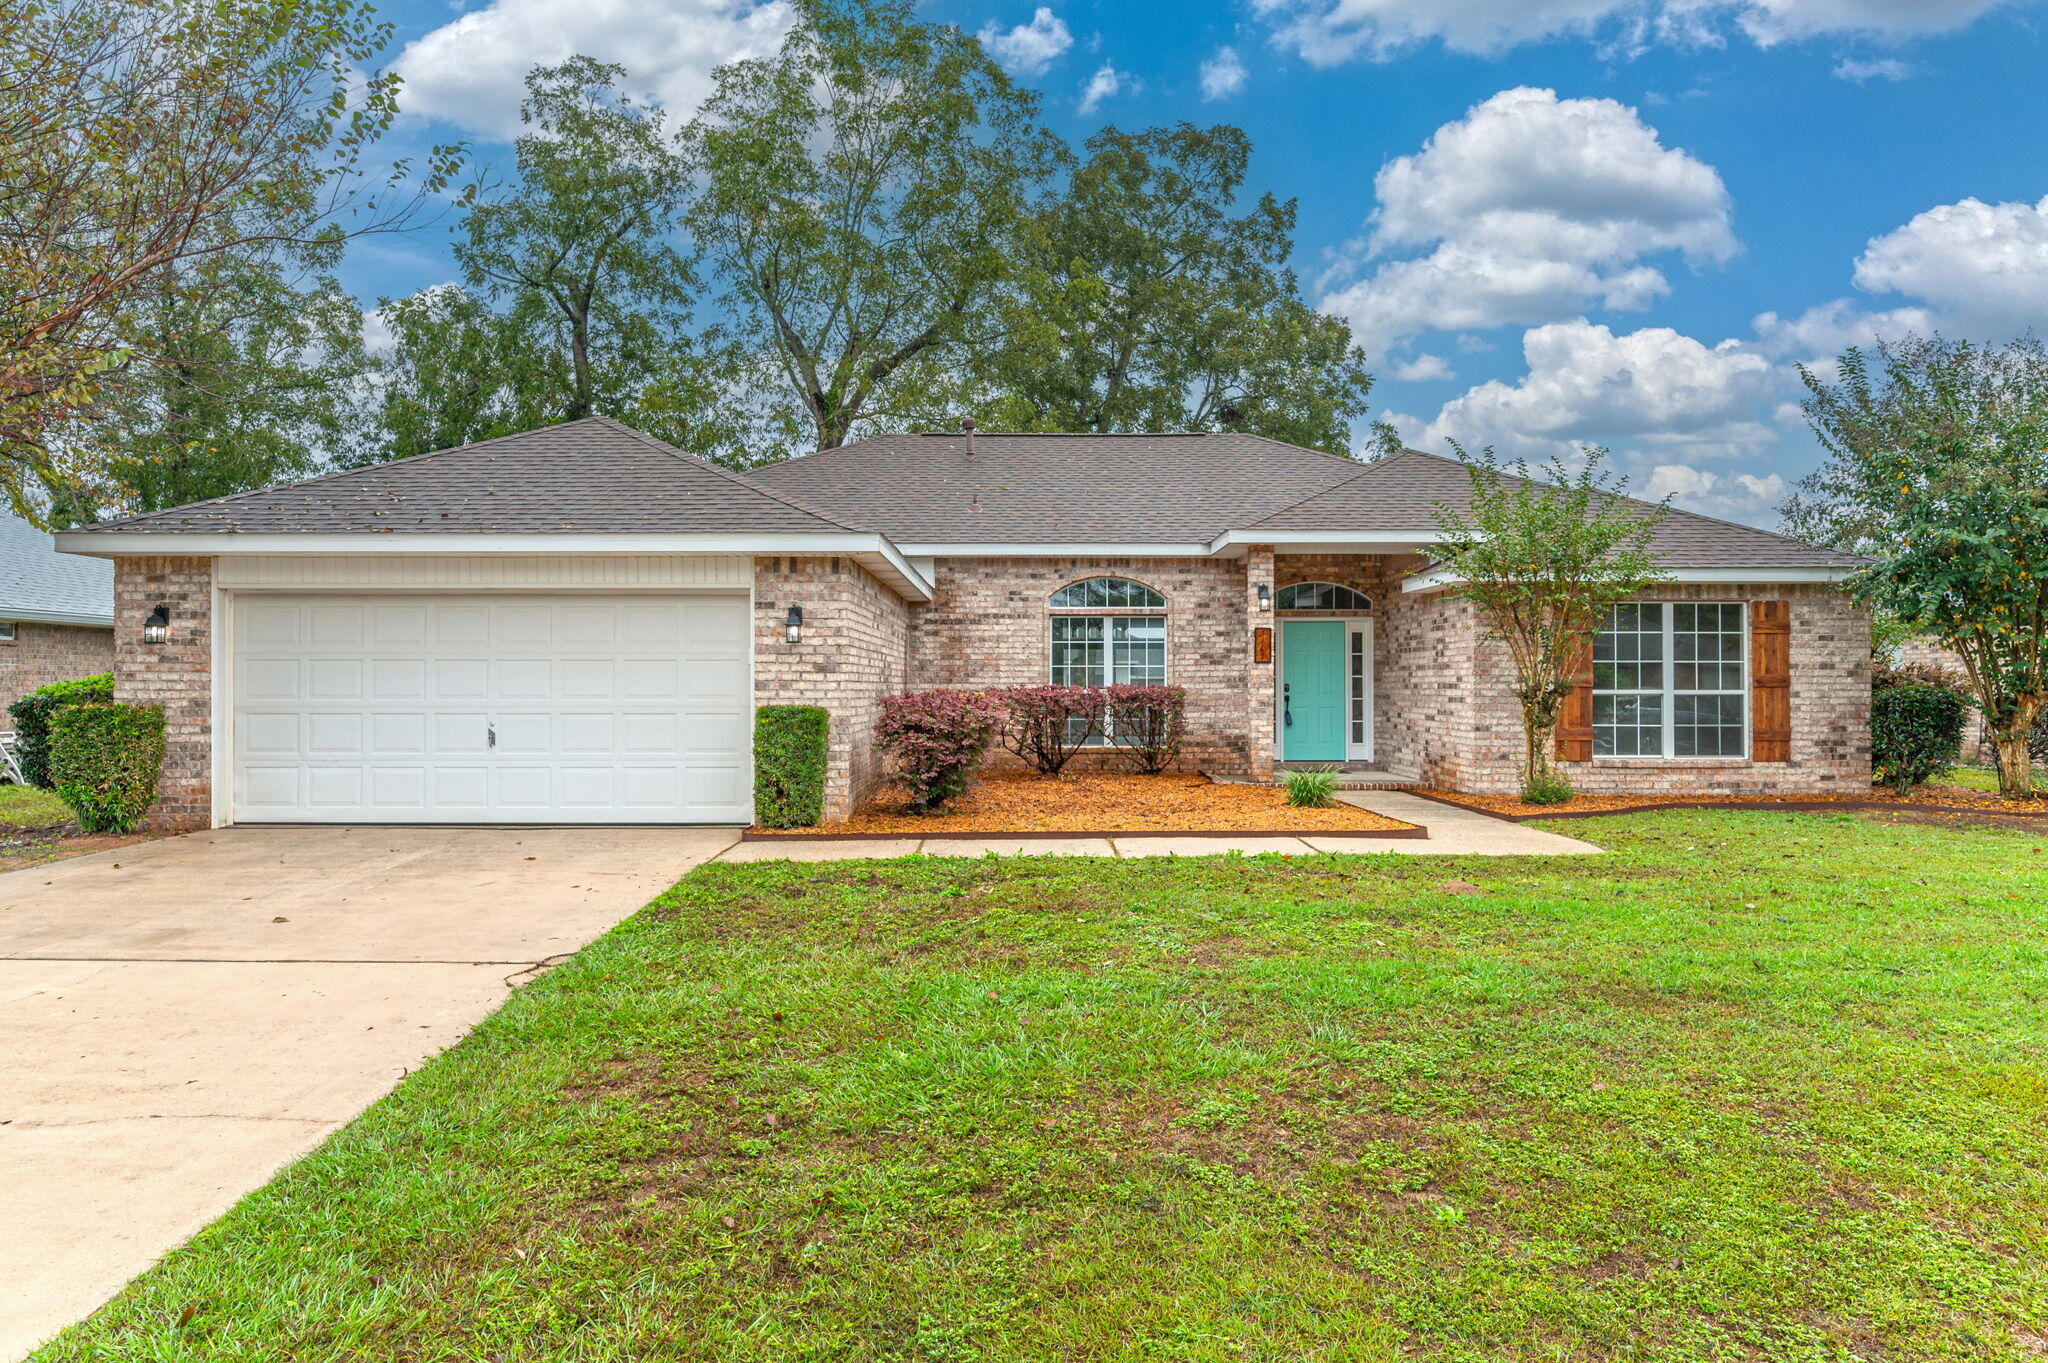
[231,593,751,824]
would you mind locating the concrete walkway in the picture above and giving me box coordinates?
[0,825,738,1362]
[716,791,1602,861]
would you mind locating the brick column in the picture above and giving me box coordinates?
[114,556,213,831]
[1245,544,1275,781]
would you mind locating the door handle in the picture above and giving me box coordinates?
[1282,683,1292,727]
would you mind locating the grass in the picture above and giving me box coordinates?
[1944,766,2004,792]
[0,782,69,827]
[37,811,2048,1362]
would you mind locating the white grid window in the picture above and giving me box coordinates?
[1592,602,1747,758]
[1051,615,1165,744]
[1349,630,1366,745]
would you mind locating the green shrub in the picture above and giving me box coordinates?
[1872,684,1967,794]
[49,703,165,833]
[755,705,829,828]
[6,672,113,789]
[1521,767,1576,805]
[1283,767,1339,808]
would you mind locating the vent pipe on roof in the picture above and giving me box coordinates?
[960,415,975,456]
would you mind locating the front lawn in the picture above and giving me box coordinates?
[42,812,2048,1361]
[0,782,69,827]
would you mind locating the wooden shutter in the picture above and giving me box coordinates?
[1555,631,1595,761]
[1750,599,1791,762]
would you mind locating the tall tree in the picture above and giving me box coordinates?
[1786,334,2048,797]
[683,0,1063,454]
[1429,447,1669,804]
[979,124,1372,454]
[365,58,738,464]
[0,0,464,517]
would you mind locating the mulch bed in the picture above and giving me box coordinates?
[752,770,1417,838]
[1415,783,2048,829]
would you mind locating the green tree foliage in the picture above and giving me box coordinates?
[1429,446,1670,802]
[364,58,736,464]
[978,124,1371,454]
[683,0,1063,455]
[1786,335,2048,797]
[0,0,464,518]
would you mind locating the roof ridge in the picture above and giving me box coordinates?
[586,416,865,532]
[76,417,636,532]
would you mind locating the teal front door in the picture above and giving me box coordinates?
[1282,621,1346,761]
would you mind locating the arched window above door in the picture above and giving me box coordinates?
[1277,581,1371,612]
[1048,577,1165,610]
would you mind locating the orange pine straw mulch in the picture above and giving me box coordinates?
[757,770,1413,835]
[1424,783,2048,819]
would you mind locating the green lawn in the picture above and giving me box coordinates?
[0,782,70,827]
[1943,766,2004,792]
[40,812,2048,1362]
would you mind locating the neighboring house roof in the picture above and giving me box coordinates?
[746,432,1365,545]
[1244,448,1863,571]
[0,512,114,627]
[69,417,858,537]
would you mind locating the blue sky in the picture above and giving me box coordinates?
[352,0,2048,525]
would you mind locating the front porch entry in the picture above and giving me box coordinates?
[1277,617,1373,763]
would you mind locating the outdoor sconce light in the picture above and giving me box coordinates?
[785,604,803,644]
[1257,583,1271,611]
[143,604,170,645]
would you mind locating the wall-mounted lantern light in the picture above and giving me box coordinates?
[1256,583,1271,611]
[143,604,170,645]
[785,604,804,644]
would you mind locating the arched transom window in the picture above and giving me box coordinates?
[1277,581,1372,612]
[1049,576,1165,610]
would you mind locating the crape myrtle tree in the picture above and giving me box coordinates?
[1429,446,1669,804]
[683,0,1065,456]
[0,0,464,518]
[1785,335,2048,797]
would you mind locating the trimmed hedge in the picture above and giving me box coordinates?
[6,672,113,788]
[49,702,165,833]
[755,705,829,828]
[1871,684,1967,794]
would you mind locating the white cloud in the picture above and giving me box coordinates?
[1419,319,1781,462]
[1317,87,1734,352]
[1388,352,1455,382]
[390,0,792,141]
[1199,45,1248,100]
[978,8,1073,76]
[1833,55,1913,81]
[1079,62,1128,114]
[1853,194,2048,338]
[1644,463,1789,519]
[1256,0,2012,63]
[1749,297,1937,363]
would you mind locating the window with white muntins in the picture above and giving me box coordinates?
[1049,578,1167,743]
[1592,602,1747,758]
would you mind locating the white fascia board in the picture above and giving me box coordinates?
[897,542,1211,558]
[1402,565,1859,594]
[54,531,936,602]
[1207,529,1446,554]
[0,605,114,627]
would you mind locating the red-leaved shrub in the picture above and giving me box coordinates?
[1105,684,1187,773]
[1000,685,1103,774]
[874,688,1005,812]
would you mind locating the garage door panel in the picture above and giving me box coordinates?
[233,593,751,824]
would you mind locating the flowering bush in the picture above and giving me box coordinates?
[1000,685,1102,774]
[874,688,1005,812]
[1105,684,1187,773]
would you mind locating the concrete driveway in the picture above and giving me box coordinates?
[0,824,737,1361]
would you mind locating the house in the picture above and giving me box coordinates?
[55,417,1870,830]
[2,511,114,716]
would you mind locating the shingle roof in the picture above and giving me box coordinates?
[1,512,113,625]
[1245,448,1863,570]
[746,432,1366,543]
[68,417,858,537]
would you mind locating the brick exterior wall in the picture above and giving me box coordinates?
[1896,637,1990,760]
[1426,581,1872,795]
[753,556,911,820]
[907,555,1255,776]
[0,620,114,715]
[113,557,213,831]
